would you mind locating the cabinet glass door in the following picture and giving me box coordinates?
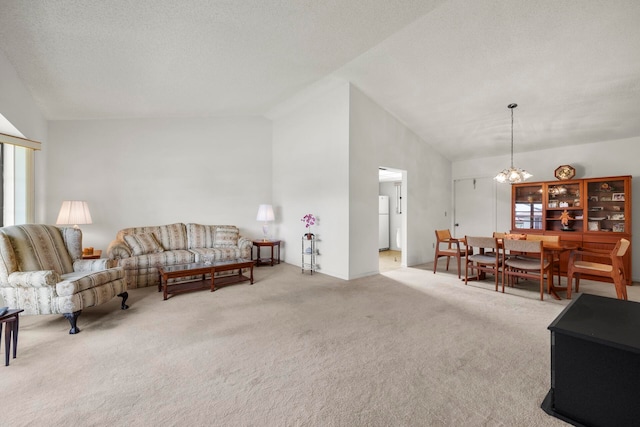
[546,181,583,232]
[513,184,543,230]
[586,179,627,233]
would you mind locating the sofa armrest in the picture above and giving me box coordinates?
[7,270,59,288]
[107,241,132,260]
[73,259,109,272]
[238,237,253,249]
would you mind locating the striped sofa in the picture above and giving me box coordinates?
[0,224,128,334]
[106,223,252,289]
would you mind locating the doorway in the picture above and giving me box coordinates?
[379,167,406,272]
[453,177,497,238]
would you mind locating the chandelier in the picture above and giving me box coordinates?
[494,103,532,184]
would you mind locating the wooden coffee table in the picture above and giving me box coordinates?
[158,263,214,300]
[210,258,255,291]
[158,258,255,300]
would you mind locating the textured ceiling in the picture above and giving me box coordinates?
[1,0,639,161]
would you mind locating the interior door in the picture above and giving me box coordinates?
[453,177,496,238]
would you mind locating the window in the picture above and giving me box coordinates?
[2,143,35,226]
[0,121,40,226]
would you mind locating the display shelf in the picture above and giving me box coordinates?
[585,177,629,234]
[511,175,632,285]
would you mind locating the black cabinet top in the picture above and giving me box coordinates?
[548,293,640,354]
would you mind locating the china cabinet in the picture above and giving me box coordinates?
[511,175,632,284]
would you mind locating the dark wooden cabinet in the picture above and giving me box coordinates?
[542,294,640,426]
[511,175,632,284]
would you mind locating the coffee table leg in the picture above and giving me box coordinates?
[162,276,169,300]
[250,264,254,284]
[5,320,11,366]
[210,268,216,292]
[0,322,4,366]
[13,316,19,359]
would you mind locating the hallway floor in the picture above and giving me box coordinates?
[379,250,401,272]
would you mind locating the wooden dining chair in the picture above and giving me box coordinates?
[566,238,630,300]
[526,234,561,286]
[502,239,552,300]
[464,236,502,291]
[433,229,467,278]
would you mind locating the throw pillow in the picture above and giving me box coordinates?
[214,226,239,247]
[124,233,165,256]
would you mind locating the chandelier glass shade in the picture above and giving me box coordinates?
[494,103,532,184]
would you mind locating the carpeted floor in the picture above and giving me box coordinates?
[4,262,635,426]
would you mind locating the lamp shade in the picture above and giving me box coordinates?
[56,201,92,226]
[256,204,275,222]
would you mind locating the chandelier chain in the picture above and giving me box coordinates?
[494,102,531,184]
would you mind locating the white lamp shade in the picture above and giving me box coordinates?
[256,204,275,222]
[56,201,93,226]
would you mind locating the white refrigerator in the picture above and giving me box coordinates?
[378,195,390,250]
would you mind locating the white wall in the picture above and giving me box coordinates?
[349,85,451,277]
[47,117,272,251]
[272,83,351,279]
[453,136,640,280]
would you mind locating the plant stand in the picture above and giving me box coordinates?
[301,234,317,274]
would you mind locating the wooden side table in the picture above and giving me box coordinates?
[252,240,281,266]
[82,249,102,259]
[1,309,24,366]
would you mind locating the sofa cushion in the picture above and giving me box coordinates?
[117,249,195,270]
[190,247,243,262]
[186,223,215,249]
[0,224,74,275]
[124,233,164,256]
[117,223,188,251]
[58,268,125,296]
[214,226,239,247]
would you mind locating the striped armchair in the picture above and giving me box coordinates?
[0,224,129,334]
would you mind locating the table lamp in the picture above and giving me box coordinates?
[256,204,275,241]
[56,200,92,229]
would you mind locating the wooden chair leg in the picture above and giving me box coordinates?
[613,273,626,300]
[464,261,469,284]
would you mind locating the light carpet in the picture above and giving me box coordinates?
[4,263,635,426]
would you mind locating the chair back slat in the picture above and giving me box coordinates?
[617,238,631,257]
[435,229,452,241]
[466,236,498,250]
[503,238,542,254]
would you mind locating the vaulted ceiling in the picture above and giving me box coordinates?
[1,0,639,161]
